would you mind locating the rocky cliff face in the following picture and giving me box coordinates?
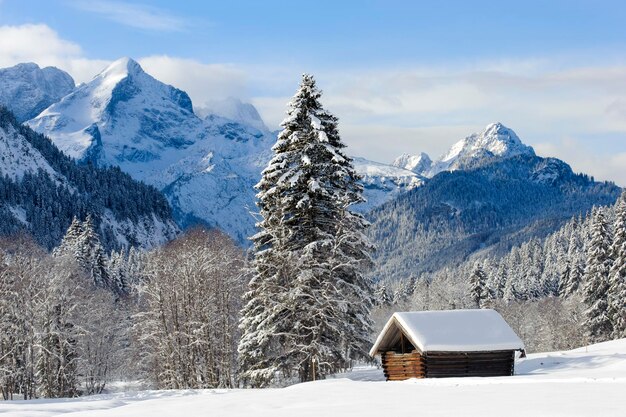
[0,63,74,122]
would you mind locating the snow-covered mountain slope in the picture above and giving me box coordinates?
[395,123,535,179]
[0,115,61,181]
[0,63,74,122]
[0,107,178,250]
[28,58,274,244]
[6,339,626,417]
[196,97,269,133]
[392,152,432,176]
[26,58,416,244]
[353,157,424,211]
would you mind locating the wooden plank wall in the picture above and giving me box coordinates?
[382,351,424,380]
[382,350,515,380]
[424,351,515,378]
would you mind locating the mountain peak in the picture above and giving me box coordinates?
[13,62,41,71]
[392,152,433,175]
[427,123,534,177]
[484,121,507,132]
[28,55,196,162]
[480,122,526,149]
[0,62,75,122]
[100,57,144,79]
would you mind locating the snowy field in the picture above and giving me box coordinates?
[3,339,626,417]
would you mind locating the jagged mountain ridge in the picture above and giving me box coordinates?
[0,63,75,123]
[24,58,417,243]
[0,107,178,249]
[393,123,535,177]
[28,57,199,164]
[16,58,616,262]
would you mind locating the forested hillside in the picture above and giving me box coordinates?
[0,107,178,249]
[369,153,621,282]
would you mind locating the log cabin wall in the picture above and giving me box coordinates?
[382,351,424,380]
[424,350,515,378]
[382,350,515,380]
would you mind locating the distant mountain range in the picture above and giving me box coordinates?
[370,125,620,281]
[0,59,416,244]
[0,60,620,268]
[392,122,534,178]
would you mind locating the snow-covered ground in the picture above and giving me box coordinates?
[3,339,626,417]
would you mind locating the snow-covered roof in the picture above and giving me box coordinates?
[370,309,524,356]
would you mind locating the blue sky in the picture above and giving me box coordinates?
[4,1,626,67]
[1,0,626,184]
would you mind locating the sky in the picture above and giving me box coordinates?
[1,0,626,185]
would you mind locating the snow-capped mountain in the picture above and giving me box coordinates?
[392,152,433,176]
[28,58,274,244]
[0,107,178,249]
[0,63,74,122]
[353,157,424,211]
[26,58,420,243]
[28,57,199,164]
[429,122,534,176]
[196,97,268,133]
[395,123,535,178]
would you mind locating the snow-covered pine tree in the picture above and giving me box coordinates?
[582,207,613,343]
[541,234,563,297]
[79,215,110,289]
[238,74,374,386]
[107,250,129,296]
[608,192,626,338]
[374,283,391,306]
[560,221,585,297]
[54,217,83,257]
[488,262,507,300]
[57,215,111,292]
[469,262,488,308]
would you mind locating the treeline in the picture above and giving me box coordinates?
[0,227,245,400]
[0,107,173,250]
[374,191,626,352]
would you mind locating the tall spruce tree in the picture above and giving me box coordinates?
[582,207,613,343]
[238,74,374,386]
[608,192,626,338]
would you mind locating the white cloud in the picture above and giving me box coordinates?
[0,24,80,66]
[71,1,188,32]
[0,24,108,83]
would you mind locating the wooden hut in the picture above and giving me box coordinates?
[370,309,524,380]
